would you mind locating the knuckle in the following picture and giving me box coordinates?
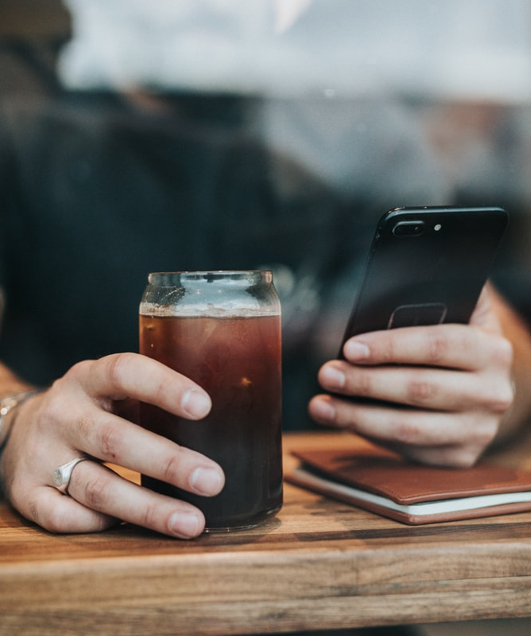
[425,332,450,364]
[151,377,170,405]
[159,453,183,486]
[104,352,137,390]
[42,374,90,428]
[61,359,97,393]
[350,370,373,397]
[34,387,82,441]
[392,418,422,446]
[406,377,437,405]
[42,506,72,534]
[81,473,112,511]
[94,421,123,461]
[104,352,169,403]
[68,358,94,379]
[483,383,514,415]
[138,501,160,530]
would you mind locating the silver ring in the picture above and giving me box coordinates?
[52,457,90,494]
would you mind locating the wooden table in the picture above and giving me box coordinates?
[2,431,531,636]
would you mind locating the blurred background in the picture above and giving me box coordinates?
[3,0,530,310]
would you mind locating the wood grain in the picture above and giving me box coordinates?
[2,431,531,635]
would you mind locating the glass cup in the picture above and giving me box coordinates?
[139,271,283,532]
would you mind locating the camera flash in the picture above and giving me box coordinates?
[434,224,442,231]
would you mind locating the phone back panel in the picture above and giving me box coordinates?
[340,207,508,345]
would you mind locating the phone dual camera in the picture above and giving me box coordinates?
[392,220,442,236]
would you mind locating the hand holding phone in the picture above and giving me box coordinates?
[309,205,514,468]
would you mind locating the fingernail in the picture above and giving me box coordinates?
[190,466,224,496]
[311,398,336,423]
[169,510,203,538]
[182,389,211,418]
[321,365,345,389]
[344,340,370,360]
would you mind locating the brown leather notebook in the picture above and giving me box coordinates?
[287,447,531,525]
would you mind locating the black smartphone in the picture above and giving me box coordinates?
[338,206,508,356]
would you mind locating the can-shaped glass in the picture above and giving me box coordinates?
[139,270,283,532]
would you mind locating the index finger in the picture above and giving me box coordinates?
[342,324,511,372]
[71,353,212,420]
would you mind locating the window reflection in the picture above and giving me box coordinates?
[1,0,531,426]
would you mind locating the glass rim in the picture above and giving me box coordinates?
[147,270,272,284]
[148,270,270,276]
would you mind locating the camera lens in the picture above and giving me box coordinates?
[392,220,425,236]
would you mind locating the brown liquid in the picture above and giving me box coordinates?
[139,313,282,530]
